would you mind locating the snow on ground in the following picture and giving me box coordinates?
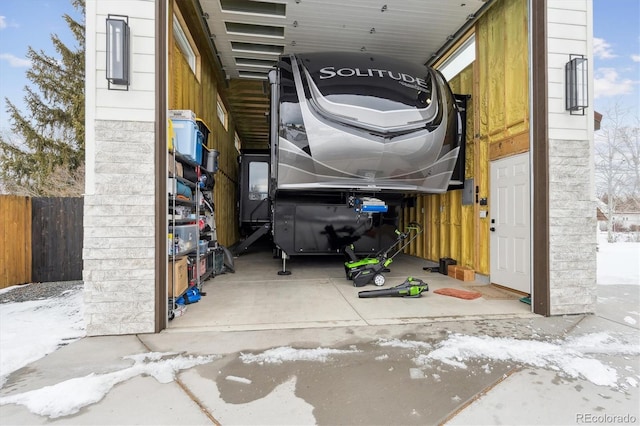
[239,346,361,364]
[375,331,640,388]
[226,375,252,384]
[0,287,85,388]
[377,337,433,350]
[0,352,217,418]
[597,232,640,285]
[235,331,640,389]
[413,332,639,387]
[0,234,638,418]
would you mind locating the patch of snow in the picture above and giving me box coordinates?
[0,289,85,387]
[563,332,639,355]
[597,234,640,285]
[376,338,432,350]
[624,316,637,325]
[409,368,425,379]
[226,375,252,384]
[415,332,639,388]
[0,352,216,418]
[239,346,361,364]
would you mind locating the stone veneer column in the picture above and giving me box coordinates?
[83,120,156,335]
[547,139,597,315]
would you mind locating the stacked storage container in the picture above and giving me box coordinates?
[167,110,223,312]
[170,110,204,164]
[195,119,219,173]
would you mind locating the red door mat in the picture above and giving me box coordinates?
[433,288,482,300]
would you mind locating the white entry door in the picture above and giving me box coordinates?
[490,153,530,293]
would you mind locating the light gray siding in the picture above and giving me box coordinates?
[546,0,597,315]
[84,0,158,335]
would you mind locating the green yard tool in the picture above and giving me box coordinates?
[344,222,423,287]
[358,277,429,298]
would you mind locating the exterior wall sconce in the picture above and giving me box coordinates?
[106,15,130,90]
[565,54,588,115]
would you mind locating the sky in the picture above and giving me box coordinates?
[0,233,638,419]
[592,0,640,122]
[0,0,82,134]
[1,0,639,134]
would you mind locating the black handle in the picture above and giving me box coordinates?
[359,289,402,298]
[490,227,496,232]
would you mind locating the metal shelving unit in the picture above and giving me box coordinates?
[168,115,218,320]
[169,150,217,309]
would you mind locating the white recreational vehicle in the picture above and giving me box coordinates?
[237,52,466,265]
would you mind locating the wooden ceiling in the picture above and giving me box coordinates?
[226,79,270,150]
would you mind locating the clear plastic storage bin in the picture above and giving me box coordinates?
[171,118,204,164]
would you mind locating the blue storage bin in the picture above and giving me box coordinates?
[171,119,203,164]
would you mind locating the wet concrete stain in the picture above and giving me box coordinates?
[209,339,515,425]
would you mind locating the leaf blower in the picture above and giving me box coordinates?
[358,277,429,298]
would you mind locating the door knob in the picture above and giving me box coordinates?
[490,227,496,232]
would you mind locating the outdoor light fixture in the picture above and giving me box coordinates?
[565,54,588,115]
[106,15,130,90]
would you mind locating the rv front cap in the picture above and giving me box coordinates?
[319,66,429,90]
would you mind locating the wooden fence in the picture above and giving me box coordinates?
[0,196,83,288]
[31,197,84,283]
[1,196,32,288]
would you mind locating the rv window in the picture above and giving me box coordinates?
[249,162,268,200]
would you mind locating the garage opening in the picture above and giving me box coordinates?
[165,0,536,331]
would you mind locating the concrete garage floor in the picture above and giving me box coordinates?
[168,246,534,332]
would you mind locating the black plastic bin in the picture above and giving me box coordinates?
[196,119,210,146]
[439,257,457,275]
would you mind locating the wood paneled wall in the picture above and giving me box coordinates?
[169,0,239,247]
[403,0,529,276]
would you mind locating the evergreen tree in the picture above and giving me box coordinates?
[0,0,85,196]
